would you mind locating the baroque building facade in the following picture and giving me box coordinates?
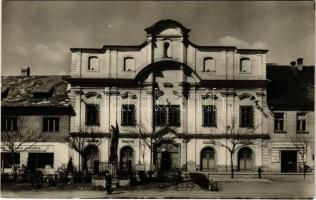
[68,19,273,173]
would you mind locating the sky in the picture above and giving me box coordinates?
[2,1,315,75]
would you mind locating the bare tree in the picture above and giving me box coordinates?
[132,120,177,172]
[211,117,266,179]
[291,135,311,179]
[64,125,102,174]
[1,117,44,183]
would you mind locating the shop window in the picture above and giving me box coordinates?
[274,113,285,132]
[121,104,136,126]
[27,153,54,169]
[124,57,136,71]
[88,56,99,71]
[86,104,100,126]
[240,58,251,73]
[297,113,307,133]
[1,117,17,132]
[240,106,253,128]
[43,117,59,132]
[203,57,216,72]
[202,105,216,127]
[1,152,20,168]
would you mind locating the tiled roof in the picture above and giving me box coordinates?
[267,65,314,110]
[1,76,74,115]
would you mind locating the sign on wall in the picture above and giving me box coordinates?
[271,150,280,163]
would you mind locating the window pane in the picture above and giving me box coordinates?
[86,105,99,125]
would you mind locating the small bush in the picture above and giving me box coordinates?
[188,173,209,189]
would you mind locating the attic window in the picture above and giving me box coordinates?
[124,57,135,71]
[240,58,251,73]
[1,88,9,99]
[163,42,171,58]
[32,87,54,98]
[203,57,215,72]
[88,56,99,71]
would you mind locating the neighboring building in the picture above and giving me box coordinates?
[1,69,75,173]
[267,60,314,172]
[68,19,272,173]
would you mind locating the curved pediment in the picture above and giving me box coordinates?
[145,19,190,36]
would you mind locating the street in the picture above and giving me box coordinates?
[1,175,314,199]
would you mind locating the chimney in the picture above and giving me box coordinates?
[21,67,30,76]
[290,61,296,67]
[297,58,303,71]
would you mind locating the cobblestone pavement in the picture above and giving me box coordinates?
[1,175,314,199]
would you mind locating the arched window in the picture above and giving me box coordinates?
[88,56,99,71]
[203,57,216,72]
[200,147,216,170]
[238,147,253,171]
[240,57,251,73]
[124,57,135,71]
[83,145,99,174]
[163,42,171,58]
[120,146,134,173]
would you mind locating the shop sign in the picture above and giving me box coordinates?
[17,145,54,152]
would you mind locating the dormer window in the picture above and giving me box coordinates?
[240,57,251,73]
[163,42,171,58]
[203,57,216,72]
[124,57,135,71]
[88,56,99,71]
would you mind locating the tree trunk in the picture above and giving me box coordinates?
[11,152,17,183]
[230,152,234,179]
[303,163,306,179]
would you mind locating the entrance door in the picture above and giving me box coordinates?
[83,145,99,174]
[281,151,297,172]
[120,146,134,173]
[201,147,215,171]
[161,151,171,171]
[238,147,253,171]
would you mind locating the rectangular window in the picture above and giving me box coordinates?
[154,105,180,127]
[274,112,285,132]
[121,104,136,126]
[1,153,20,168]
[1,117,17,132]
[297,113,307,133]
[202,105,217,127]
[86,104,100,126]
[240,106,254,128]
[155,105,167,126]
[168,105,180,127]
[27,153,54,169]
[43,117,59,132]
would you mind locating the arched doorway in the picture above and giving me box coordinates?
[238,147,253,171]
[83,145,99,174]
[120,146,134,174]
[200,147,216,171]
[157,141,179,172]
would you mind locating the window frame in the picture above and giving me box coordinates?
[85,104,100,126]
[123,57,136,72]
[42,117,60,132]
[1,117,17,132]
[202,105,217,127]
[274,112,286,133]
[87,56,100,72]
[203,57,216,72]
[154,105,180,127]
[121,104,136,126]
[296,112,308,133]
[1,152,20,168]
[240,57,251,73]
[239,106,254,128]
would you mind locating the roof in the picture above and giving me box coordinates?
[267,65,314,111]
[145,19,191,35]
[1,76,75,115]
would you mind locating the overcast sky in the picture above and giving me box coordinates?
[2,1,314,75]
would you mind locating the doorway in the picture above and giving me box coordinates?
[281,151,297,172]
[157,141,179,172]
[238,147,253,171]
